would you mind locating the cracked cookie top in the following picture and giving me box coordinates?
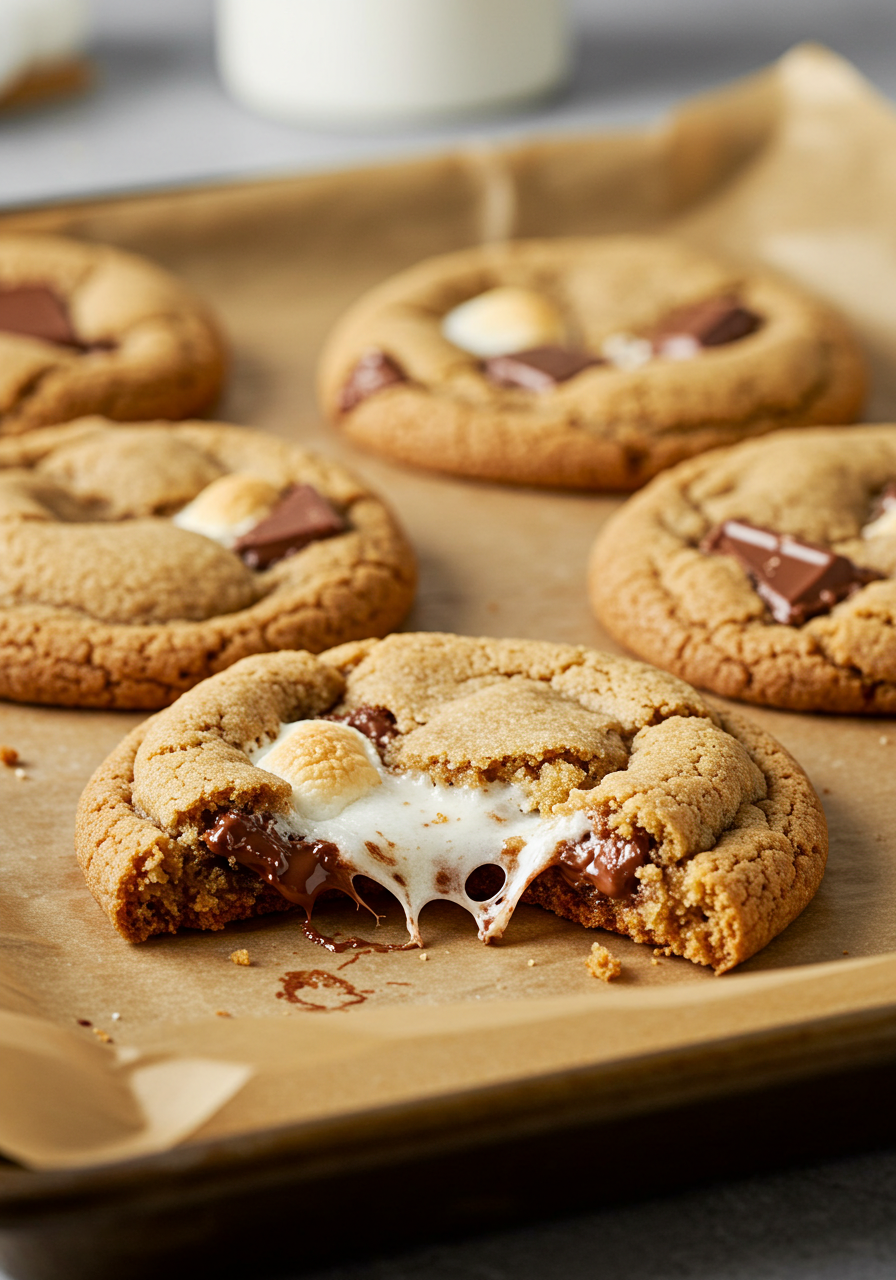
[590,424,896,713]
[318,235,865,490]
[0,417,416,708]
[0,233,226,434]
[76,635,827,972]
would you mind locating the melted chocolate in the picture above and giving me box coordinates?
[651,295,761,348]
[339,350,406,412]
[302,920,417,953]
[701,518,881,625]
[484,345,600,391]
[557,819,651,898]
[277,969,373,1011]
[324,704,398,756]
[203,810,369,916]
[234,484,347,570]
[0,284,84,348]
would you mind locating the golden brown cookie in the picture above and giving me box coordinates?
[0,233,226,433]
[589,425,896,713]
[76,635,827,973]
[0,418,416,708]
[318,235,865,490]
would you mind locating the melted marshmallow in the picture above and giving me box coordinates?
[173,474,280,548]
[254,721,591,944]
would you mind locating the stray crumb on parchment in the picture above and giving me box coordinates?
[527,958,536,967]
[585,942,622,983]
[419,952,428,962]
[0,745,19,767]
[92,1028,113,1044]
[215,1010,233,1018]
[13,767,27,780]
[230,948,250,966]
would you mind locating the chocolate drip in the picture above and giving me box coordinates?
[324,704,398,756]
[203,810,369,916]
[651,295,761,349]
[339,350,406,412]
[302,921,417,953]
[556,819,651,898]
[701,518,881,625]
[234,483,347,570]
[484,345,600,391]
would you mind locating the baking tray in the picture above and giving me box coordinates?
[1,45,896,1280]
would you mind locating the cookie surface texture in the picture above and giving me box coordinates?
[0,418,416,707]
[76,634,827,973]
[0,234,226,433]
[318,236,865,490]
[589,425,896,713]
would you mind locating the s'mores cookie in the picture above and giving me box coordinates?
[0,234,226,434]
[318,236,865,490]
[0,418,416,707]
[76,634,827,973]
[589,425,896,713]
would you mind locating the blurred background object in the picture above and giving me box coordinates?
[217,0,570,124]
[0,0,90,111]
[0,0,895,207]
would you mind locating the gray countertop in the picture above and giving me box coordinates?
[2,2,896,1277]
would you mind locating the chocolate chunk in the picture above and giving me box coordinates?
[324,704,398,755]
[651,295,761,349]
[557,819,651,898]
[0,284,83,348]
[203,810,367,915]
[484,345,601,391]
[234,483,347,570]
[339,350,406,412]
[701,519,881,625]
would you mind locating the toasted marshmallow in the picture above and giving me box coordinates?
[657,334,700,362]
[863,505,896,540]
[442,286,565,358]
[257,721,381,821]
[173,474,280,548]
[601,333,654,371]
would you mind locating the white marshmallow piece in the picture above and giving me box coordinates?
[862,505,896,541]
[442,286,565,358]
[0,0,89,94]
[257,721,382,821]
[601,333,654,371]
[657,334,700,362]
[173,474,281,548]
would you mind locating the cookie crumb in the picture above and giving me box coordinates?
[0,745,19,767]
[527,958,536,967]
[13,767,27,780]
[651,957,660,966]
[843,950,850,955]
[215,1009,233,1017]
[653,947,664,956]
[111,1012,121,1021]
[419,952,428,962]
[92,1028,113,1044]
[880,735,889,746]
[230,948,251,966]
[585,942,622,983]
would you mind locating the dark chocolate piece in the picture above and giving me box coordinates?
[484,345,601,391]
[324,704,398,756]
[701,519,881,625]
[0,284,82,348]
[203,810,368,915]
[651,295,761,349]
[557,819,651,898]
[234,483,347,570]
[339,350,406,412]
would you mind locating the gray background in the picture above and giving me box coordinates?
[2,1,896,1277]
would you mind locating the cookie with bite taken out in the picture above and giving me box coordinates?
[318,235,865,490]
[75,633,827,973]
[0,417,416,707]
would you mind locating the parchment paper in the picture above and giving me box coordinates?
[1,44,895,1172]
